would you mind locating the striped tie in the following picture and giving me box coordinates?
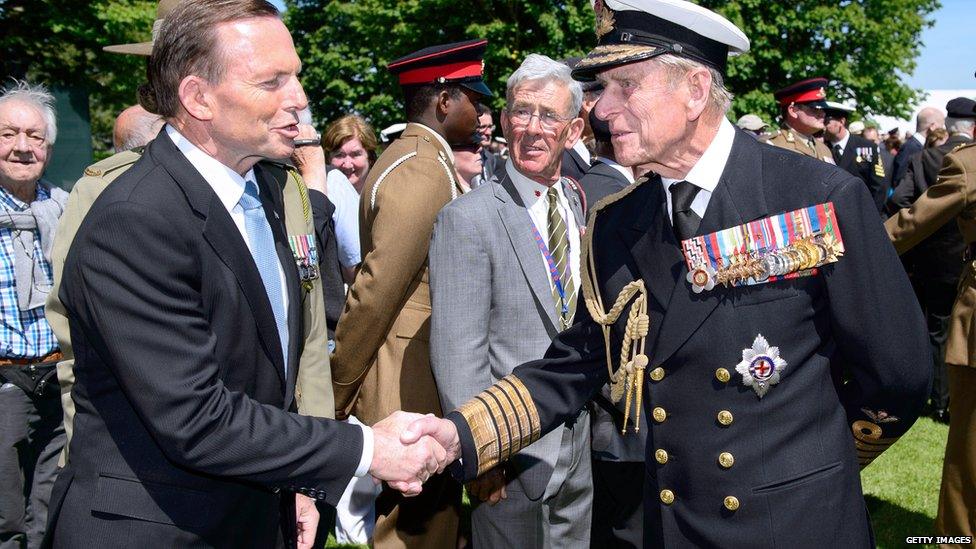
[547,187,575,329]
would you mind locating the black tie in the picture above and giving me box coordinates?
[669,180,701,241]
[832,144,843,164]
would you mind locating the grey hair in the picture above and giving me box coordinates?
[647,54,733,115]
[0,80,58,145]
[506,54,583,118]
[115,111,165,153]
[946,116,975,135]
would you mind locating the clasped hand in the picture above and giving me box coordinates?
[368,412,460,497]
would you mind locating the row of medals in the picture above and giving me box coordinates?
[692,232,843,289]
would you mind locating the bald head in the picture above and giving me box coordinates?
[113,104,164,152]
[915,106,946,135]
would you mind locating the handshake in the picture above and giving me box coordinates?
[367,411,462,496]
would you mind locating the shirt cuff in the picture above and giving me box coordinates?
[354,424,373,477]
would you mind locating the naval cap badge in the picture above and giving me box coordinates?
[735,334,787,398]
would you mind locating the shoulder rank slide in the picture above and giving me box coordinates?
[288,233,320,288]
[681,202,845,293]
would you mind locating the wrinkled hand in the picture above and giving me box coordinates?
[369,411,449,497]
[290,123,328,194]
[295,493,319,549]
[400,414,461,462]
[466,466,507,505]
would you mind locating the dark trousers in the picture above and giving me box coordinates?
[591,460,643,549]
[920,280,956,410]
[0,384,64,549]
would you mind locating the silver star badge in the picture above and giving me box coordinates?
[735,334,787,398]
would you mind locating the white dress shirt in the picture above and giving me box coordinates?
[599,156,636,184]
[166,125,373,477]
[572,139,592,166]
[832,131,851,154]
[507,161,582,297]
[661,117,737,223]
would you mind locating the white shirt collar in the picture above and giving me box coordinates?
[833,131,850,152]
[597,156,635,184]
[913,132,925,145]
[506,160,561,207]
[165,125,254,213]
[661,117,736,193]
[572,139,591,165]
[412,122,455,163]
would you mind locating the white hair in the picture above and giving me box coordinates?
[647,54,734,115]
[506,54,583,118]
[0,80,58,145]
[946,116,975,135]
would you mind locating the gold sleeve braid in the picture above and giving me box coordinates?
[852,420,898,469]
[456,376,540,476]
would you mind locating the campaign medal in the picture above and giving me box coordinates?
[288,234,320,290]
[735,334,787,398]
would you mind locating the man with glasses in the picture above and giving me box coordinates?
[0,80,67,548]
[768,77,837,164]
[429,53,591,549]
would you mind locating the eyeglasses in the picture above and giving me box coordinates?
[476,124,496,131]
[506,107,572,131]
[0,129,47,148]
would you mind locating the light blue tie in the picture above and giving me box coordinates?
[240,180,288,375]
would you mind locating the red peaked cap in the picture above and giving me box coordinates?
[774,77,829,108]
[387,39,492,97]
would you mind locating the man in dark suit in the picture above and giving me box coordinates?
[403,1,930,546]
[823,101,888,212]
[891,105,945,187]
[888,97,976,422]
[578,108,633,213]
[48,2,449,547]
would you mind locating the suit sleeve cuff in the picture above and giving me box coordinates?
[354,424,373,477]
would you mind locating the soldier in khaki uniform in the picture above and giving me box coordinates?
[767,77,836,165]
[885,139,976,542]
[329,39,490,548]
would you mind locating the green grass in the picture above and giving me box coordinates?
[862,416,949,549]
[326,417,949,548]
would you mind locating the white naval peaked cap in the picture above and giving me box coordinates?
[574,0,750,81]
[824,101,856,114]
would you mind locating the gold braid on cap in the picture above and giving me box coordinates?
[593,0,615,40]
[581,178,653,434]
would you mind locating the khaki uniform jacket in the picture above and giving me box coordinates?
[886,143,976,368]
[331,123,463,424]
[46,150,334,465]
[767,127,836,165]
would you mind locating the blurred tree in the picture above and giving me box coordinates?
[0,0,155,156]
[288,0,939,133]
[285,0,595,132]
[702,0,940,124]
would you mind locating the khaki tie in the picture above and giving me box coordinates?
[547,187,576,328]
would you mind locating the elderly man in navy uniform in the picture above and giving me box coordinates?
[401,0,931,547]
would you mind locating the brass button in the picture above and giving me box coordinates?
[660,489,675,505]
[653,407,667,423]
[715,368,731,383]
[724,495,740,511]
[655,449,669,464]
[717,410,734,426]
[650,367,665,382]
[718,452,734,469]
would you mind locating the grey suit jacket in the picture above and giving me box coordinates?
[430,166,588,499]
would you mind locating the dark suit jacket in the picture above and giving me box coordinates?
[450,129,930,547]
[832,134,887,212]
[560,146,590,185]
[578,159,631,216]
[48,132,363,548]
[892,135,923,187]
[889,134,972,284]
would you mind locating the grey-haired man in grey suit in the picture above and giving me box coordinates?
[429,53,592,548]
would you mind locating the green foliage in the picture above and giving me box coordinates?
[285,0,595,131]
[0,0,156,156]
[699,0,941,123]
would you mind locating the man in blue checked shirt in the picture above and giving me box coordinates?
[0,80,68,548]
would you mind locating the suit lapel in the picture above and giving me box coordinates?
[651,130,769,365]
[495,173,559,333]
[255,164,302,401]
[840,140,857,170]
